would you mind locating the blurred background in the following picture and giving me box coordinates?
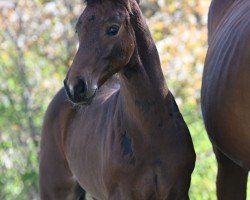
[0,0,248,199]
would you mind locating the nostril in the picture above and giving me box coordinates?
[74,78,87,98]
[64,78,88,103]
[63,79,67,89]
[63,79,72,98]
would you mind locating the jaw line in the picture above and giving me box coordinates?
[76,89,97,106]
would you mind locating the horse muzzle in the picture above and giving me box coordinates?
[64,77,97,105]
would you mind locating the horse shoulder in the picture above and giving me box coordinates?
[40,89,83,199]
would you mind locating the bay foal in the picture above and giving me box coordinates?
[40,0,195,199]
[202,0,250,199]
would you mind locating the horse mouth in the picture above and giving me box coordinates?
[76,89,97,106]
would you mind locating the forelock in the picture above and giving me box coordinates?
[83,0,138,14]
[84,0,140,4]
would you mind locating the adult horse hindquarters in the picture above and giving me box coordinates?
[201,0,250,199]
[39,0,195,199]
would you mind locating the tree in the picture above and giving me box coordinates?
[0,0,81,198]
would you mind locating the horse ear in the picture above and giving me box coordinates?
[136,0,140,4]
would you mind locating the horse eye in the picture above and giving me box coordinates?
[107,25,120,36]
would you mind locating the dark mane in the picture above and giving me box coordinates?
[84,0,140,5]
[84,0,102,5]
[84,0,133,14]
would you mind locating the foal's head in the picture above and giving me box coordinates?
[64,0,140,105]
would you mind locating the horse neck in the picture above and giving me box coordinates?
[118,4,170,133]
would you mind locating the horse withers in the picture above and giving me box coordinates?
[39,0,195,199]
[201,0,250,199]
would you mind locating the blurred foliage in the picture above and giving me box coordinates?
[0,0,248,199]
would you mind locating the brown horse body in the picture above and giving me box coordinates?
[202,0,250,199]
[40,0,195,199]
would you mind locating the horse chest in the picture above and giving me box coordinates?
[64,105,192,199]
[99,159,174,200]
[66,129,174,199]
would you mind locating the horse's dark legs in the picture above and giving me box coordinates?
[214,147,248,200]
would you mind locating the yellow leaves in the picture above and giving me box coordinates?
[0,52,10,63]
[168,2,179,14]
[152,21,166,41]
[41,73,63,91]
[154,21,165,31]
[147,0,209,107]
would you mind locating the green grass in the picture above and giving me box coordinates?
[184,113,217,199]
